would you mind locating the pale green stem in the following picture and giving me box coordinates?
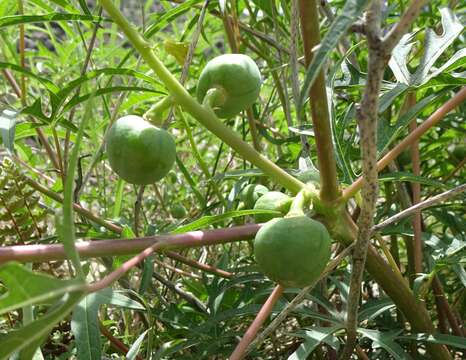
[99,0,305,194]
[143,95,173,125]
[286,189,313,217]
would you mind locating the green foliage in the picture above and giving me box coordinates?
[0,158,47,243]
[0,0,464,358]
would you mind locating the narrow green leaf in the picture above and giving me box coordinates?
[126,330,148,360]
[0,262,84,315]
[288,326,343,360]
[0,292,84,359]
[58,96,95,280]
[0,13,105,28]
[358,328,411,360]
[298,0,370,114]
[71,288,112,360]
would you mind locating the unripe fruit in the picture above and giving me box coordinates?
[106,115,176,185]
[239,184,269,209]
[170,204,187,219]
[253,191,292,223]
[196,54,262,118]
[254,216,331,288]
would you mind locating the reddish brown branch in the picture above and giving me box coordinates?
[229,285,284,360]
[343,86,466,200]
[0,224,260,264]
[165,251,233,278]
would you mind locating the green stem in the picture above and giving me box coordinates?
[286,189,313,217]
[202,87,227,109]
[143,96,173,125]
[99,0,305,194]
[298,0,341,203]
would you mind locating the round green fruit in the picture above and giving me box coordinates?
[196,54,262,118]
[240,184,269,209]
[451,144,466,164]
[170,204,187,219]
[253,191,292,223]
[106,115,176,185]
[254,216,331,288]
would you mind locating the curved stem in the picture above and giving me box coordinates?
[99,0,305,194]
[286,188,313,217]
[143,96,173,125]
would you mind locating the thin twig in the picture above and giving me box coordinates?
[134,185,145,236]
[151,270,208,313]
[99,321,144,360]
[162,0,210,129]
[245,245,354,356]
[339,1,383,358]
[382,0,427,51]
[372,183,466,232]
[229,285,285,360]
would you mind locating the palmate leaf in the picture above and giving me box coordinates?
[0,291,84,360]
[389,7,464,86]
[0,262,84,315]
[288,325,344,360]
[358,328,412,360]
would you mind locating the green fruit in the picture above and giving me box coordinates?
[451,144,466,164]
[253,191,292,223]
[240,184,269,209]
[106,115,176,185]
[254,216,331,288]
[196,54,262,118]
[170,204,187,219]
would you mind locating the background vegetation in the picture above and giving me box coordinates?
[0,0,464,359]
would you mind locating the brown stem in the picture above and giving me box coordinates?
[432,277,465,337]
[299,0,341,203]
[229,285,284,360]
[22,174,122,233]
[99,321,144,360]
[407,92,423,274]
[0,224,260,264]
[165,251,233,278]
[343,86,466,200]
[340,2,383,358]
